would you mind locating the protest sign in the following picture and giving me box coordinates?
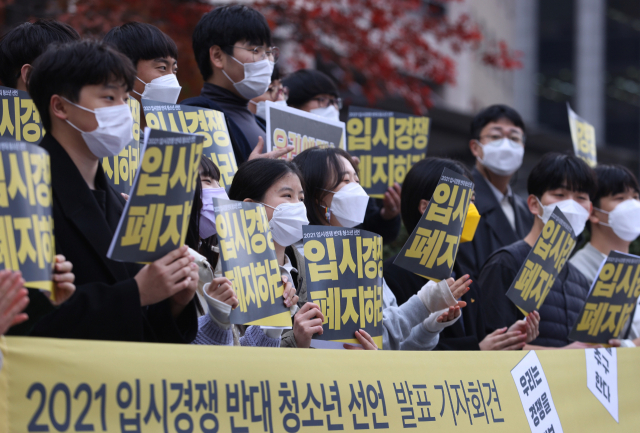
[347,106,429,197]
[586,348,619,422]
[212,197,291,327]
[102,98,141,194]
[142,98,237,188]
[393,168,473,281]
[567,104,597,168]
[303,225,384,348]
[0,142,54,295]
[0,86,45,144]
[569,251,640,343]
[506,207,577,313]
[265,101,346,159]
[107,128,203,263]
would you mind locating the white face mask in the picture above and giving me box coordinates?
[251,99,287,119]
[536,197,590,236]
[222,56,274,100]
[262,201,309,247]
[200,187,229,239]
[322,182,369,228]
[596,199,640,242]
[63,98,133,158]
[311,105,340,121]
[134,74,182,104]
[477,138,524,176]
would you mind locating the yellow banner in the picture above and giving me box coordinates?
[1,336,639,432]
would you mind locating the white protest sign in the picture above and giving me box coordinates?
[511,351,563,433]
[586,348,618,422]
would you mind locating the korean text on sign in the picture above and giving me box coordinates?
[506,207,576,313]
[142,98,238,188]
[303,225,384,348]
[567,104,597,168]
[0,142,55,294]
[569,251,640,343]
[393,167,473,282]
[585,347,619,422]
[347,106,429,197]
[0,86,45,144]
[102,98,141,194]
[107,128,203,263]
[213,197,290,327]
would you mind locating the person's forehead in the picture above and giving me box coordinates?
[482,118,523,133]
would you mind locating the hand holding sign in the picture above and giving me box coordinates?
[0,269,29,335]
[248,136,294,161]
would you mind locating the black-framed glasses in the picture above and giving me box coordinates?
[311,96,343,109]
[479,133,525,145]
[229,45,280,63]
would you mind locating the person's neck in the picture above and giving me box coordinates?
[590,227,630,255]
[476,161,511,195]
[274,242,286,266]
[523,218,543,247]
[207,73,245,101]
[51,125,100,190]
[16,79,27,92]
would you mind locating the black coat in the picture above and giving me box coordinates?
[456,167,534,281]
[11,134,197,343]
[384,255,485,350]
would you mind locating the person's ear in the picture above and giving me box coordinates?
[469,139,482,159]
[209,46,225,70]
[20,64,32,88]
[418,199,429,215]
[589,209,600,225]
[527,194,541,216]
[50,95,69,122]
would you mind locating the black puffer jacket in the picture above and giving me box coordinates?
[479,240,590,347]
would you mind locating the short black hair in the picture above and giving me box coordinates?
[0,19,79,88]
[293,147,358,226]
[593,164,640,207]
[282,69,339,109]
[28,40,136,131]
[192,5,272,81]
[228,158,304,203]
[527,153,597,201]
[401,158,472,233]
[103,22,178,67]
[470,104,526,140]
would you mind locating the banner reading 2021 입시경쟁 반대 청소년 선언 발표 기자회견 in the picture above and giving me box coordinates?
[107,128,203,263]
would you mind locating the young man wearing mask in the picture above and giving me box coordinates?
[183,4,293,164]
[248,69,288,121]
[570,165,640,348]
[26,40,199,342]
[103,22,181,105]
[478,153,596,348]
[456,105,533,281]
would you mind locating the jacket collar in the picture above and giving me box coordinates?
[472,167,520,245]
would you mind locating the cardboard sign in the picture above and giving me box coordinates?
[142,98,238,188]
[107,128,203,263]
[0,142,55,294]
[506,207,577,313]
[569,251,640,343]
[0,86,45,144]
[567,104,597,168]
[347,106,429,198]
[102,98,141,194]
[511,351,563,433]
[393,168,473,281]
[211,197,291,327]
[265,100,346,159]
[303,225,384,349]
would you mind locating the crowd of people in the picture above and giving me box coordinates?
[0,4,639,361]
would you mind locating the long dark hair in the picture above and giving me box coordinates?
[292,147,358,226]
[228,158,304,202]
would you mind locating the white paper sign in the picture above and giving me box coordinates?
[585,348,618,422]
[511,351,563,433]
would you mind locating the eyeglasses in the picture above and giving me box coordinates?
[268,84,289,101]
[311,96,343,109]
[229,45,280,63]
[479,133,525,145]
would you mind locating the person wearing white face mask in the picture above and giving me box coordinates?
[283,68,404,245]
[570,165,640,348]
[248,72,289,121]
[183,5,294,164]
[293,147,469,351]
[457,105,534,286]
[479,153,598,349]
[27,40,200,343]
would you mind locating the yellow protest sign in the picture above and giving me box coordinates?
[567,104,597,168]
[347,106,429,198]
[0,86,45,144]
[107,128,203,263]
[0,142,55,295]
[102,98,141,194]
[1,336,640,432]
